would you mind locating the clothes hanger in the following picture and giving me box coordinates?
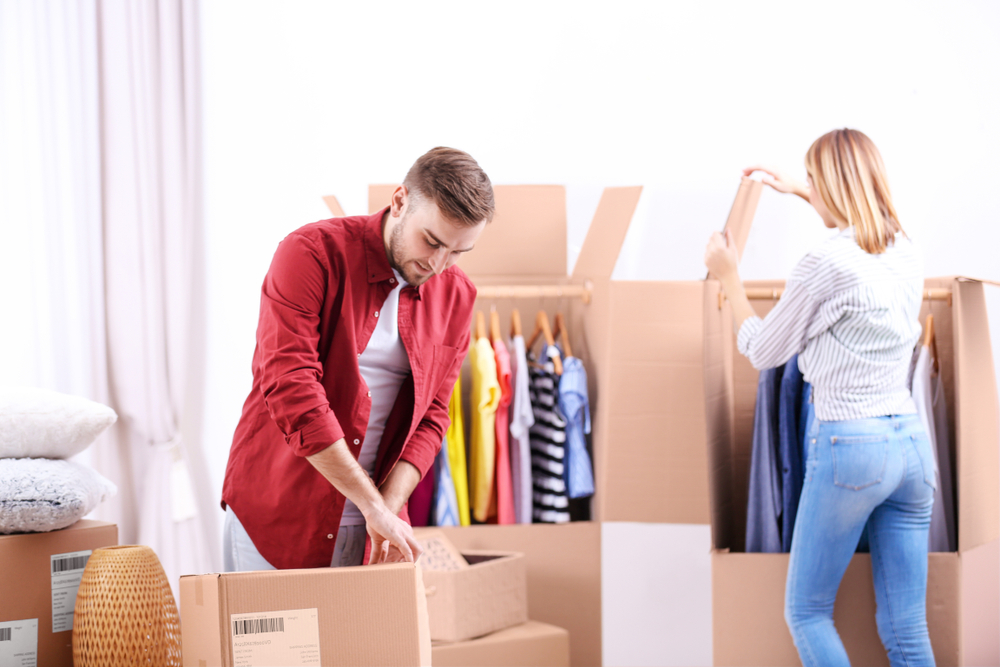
[924,314,939,374]
[475,311,486,341]
[552,312,573,359]
[490,307,502,344]
[527,310,562,375]
[510,308,522,338]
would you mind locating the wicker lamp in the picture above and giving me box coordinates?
[73,545,182,666]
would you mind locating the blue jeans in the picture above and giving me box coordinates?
[785,414,936,666]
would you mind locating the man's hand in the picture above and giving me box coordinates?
[365,505,423,565]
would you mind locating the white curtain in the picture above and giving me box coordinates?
[0,0,219,598]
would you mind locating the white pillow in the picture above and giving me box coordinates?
[0,387,117,459]
[0,458,117,534]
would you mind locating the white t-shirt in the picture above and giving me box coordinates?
[340,269,411,526]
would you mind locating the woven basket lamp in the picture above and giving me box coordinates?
[72,545,182,666]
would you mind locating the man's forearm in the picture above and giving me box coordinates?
[379,460,422,516]
[305,439,386,516]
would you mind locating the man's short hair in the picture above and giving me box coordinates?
[403,147,495,226]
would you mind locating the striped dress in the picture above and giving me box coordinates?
[528,346,570,523]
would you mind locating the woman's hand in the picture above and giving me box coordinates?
[743,165,809,201]
[704,229,740,284]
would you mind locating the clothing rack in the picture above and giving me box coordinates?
[718,287,953,309]
[475,281,593,305]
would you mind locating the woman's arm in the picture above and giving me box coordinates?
[743,165,810,201]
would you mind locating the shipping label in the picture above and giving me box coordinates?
[230,608,320,667]
[50,550,92,633]
[0,618,38,667]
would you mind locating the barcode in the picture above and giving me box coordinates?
[52,555,90,573]
[0,627,11,641]
[232,617,285,636]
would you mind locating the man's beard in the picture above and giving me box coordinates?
[387,217,426,286]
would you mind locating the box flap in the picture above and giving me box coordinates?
[369,184,568,279]
[570,186,642,282]
[723,177,763,262]
[322,195,345,217]
[953,279,1000,551]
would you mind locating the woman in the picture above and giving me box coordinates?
[705,129,936,666]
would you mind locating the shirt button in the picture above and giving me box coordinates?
[367,391,371,397]
[389,278,395,284]
[353,438,360,445]
[327,534,334,539]
[374,311,379,317]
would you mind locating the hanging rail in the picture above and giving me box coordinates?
[475,281,594,305]
[718,287,952,309]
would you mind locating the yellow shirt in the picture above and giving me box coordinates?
[446,374,471,526]
[469,336,500,523]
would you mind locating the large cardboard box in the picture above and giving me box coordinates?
[700,193,1000,665]
[417,531,528,642]
[432,620,571,667]
[359,183,719,667]
[0,520,118,667]
[179,563,431,667]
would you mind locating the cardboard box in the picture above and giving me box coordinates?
[0,520,118,667]
[416,531,528,642]
[701,196,1000,664]
[432,620,570,667]
[414,523,600,667]
[179,563,431,667]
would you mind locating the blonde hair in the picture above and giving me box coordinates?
[805,129,903,254]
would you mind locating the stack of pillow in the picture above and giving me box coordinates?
[0,387,118,534]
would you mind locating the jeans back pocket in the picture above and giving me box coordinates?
[831,434,889,490]
[911,432,938,490]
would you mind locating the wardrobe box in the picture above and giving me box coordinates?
[415,529,528,642]
[352,182,715,666]
[704,273,1000,665]
[432,620,571,667]
[0,520,118,667]
[178,563,431,666]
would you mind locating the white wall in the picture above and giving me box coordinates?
[201,2,1000,663]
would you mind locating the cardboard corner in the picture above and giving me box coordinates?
[322,194,345,217]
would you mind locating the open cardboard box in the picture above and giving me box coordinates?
[416,530,528,642]
[179,563,431,667]
[702,187,1000,665]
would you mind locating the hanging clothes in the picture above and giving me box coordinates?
[746,365,783,553]
[912,345,956,551]
[493,338,516,524]
[930,365,956,551]
[778,355,804,552]
[558,355,594,499]
[509,334,535,524]
[446,376,471,526]
[469,336,501,523]
[529,346,570,523]
[433,437,460,527]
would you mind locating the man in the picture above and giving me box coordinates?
[221,147,493,570]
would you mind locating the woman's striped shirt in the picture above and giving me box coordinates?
[737,226,923,422]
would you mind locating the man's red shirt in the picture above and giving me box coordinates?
[222,208,475,569]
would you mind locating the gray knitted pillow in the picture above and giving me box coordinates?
[0,458,117,534]
[0,387,117,459]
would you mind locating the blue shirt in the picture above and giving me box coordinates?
[558,356,594,499]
